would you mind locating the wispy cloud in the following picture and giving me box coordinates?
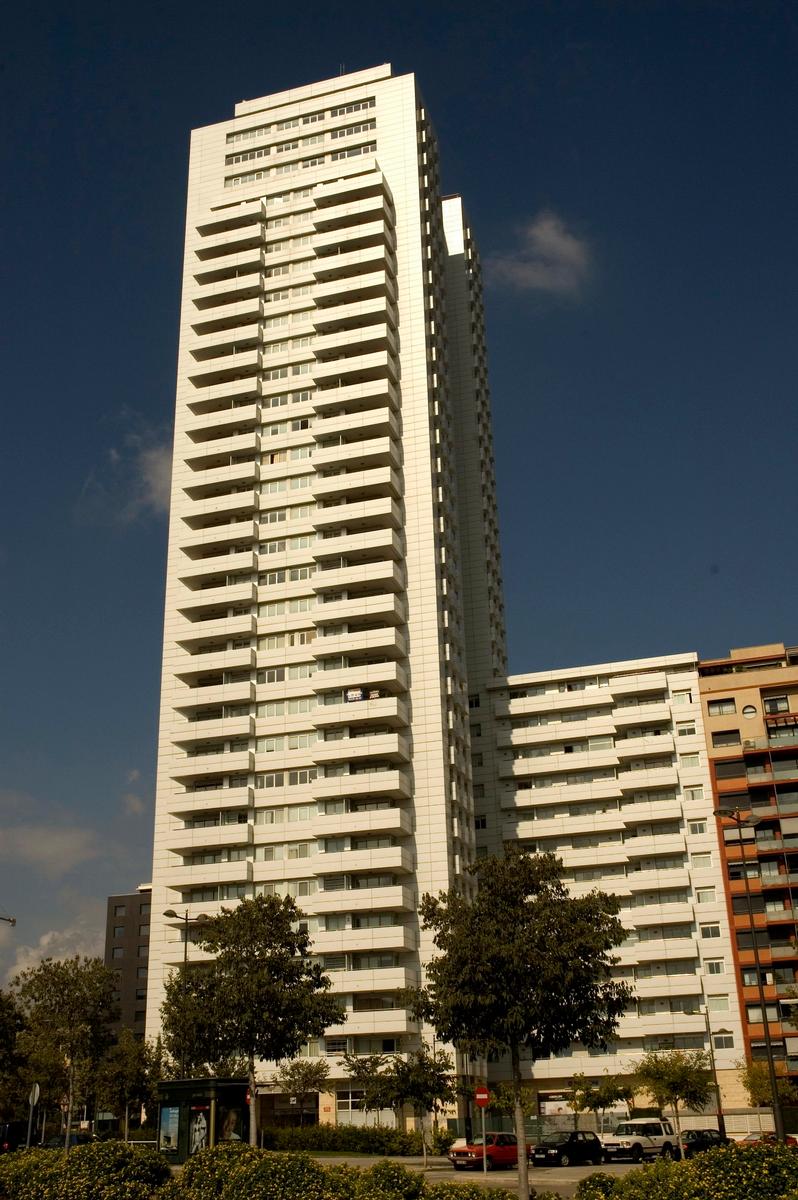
[75,410,172,526]
[485,210,591,297]
[5,917,104,983]
[0,826,101,879]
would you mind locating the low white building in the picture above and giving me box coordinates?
[486,653,746,1109]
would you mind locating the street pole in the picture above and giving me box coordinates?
[701,1007,726,1138]
[164,908,208,1079]
[716,806,785,1140]
[481,1102,487,1176]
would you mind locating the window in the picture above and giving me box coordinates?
[684,786,704,803]
[472,753,483,768]
[672,690,693,706]
[138,924,149,936]
[707,994,729,1012]
[468,694,480,709]
[113,904,126,917]
[474,814,487,831]
[715,759,745,779]
[679,754,700,767]
[713,1033,734,1050]
[136,967,148,978]
[696,887,716,904]
[700,923,721,940]
[708,698,736,716]
[712,729,741,748]
[705,958,725,975]
[137,944,148,957]
[765,696,789,714]
[676,722,696,737]
[112,947,124,959]
[691,852,712,869]
[139,903,150,915]
[113,925,124,937]
[742,705,757,718]
[688,819,707,835]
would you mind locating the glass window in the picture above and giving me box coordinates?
[676,722,696,737]
[705,959,725,975]
[713,1033,734,1049]
[708,699,736,716]
[764,696,789,714]
[700,923,721,940]
[113,925,124,937]
[688,820,707,835]
[696,887,716,904]
[712,729,741,748]
[113,905,126,917]
[707,995,729,1012]
[112,947,124,959]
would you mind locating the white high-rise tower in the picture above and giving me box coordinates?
[146,64,506,1115]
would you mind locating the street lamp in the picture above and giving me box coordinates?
[714,805,785,1141]
[163,909,209,1078]
[696,1003,727,1138]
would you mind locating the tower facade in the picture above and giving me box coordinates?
[146,64,505,1111]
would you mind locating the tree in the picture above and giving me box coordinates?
[340,1052,393,1124]
[487,1080,536,1118]
[633,1050,712,1156]
[274,1058,330,1126]
[388,1045,457,1168]
[161,895,345,1146]
[567,1073,597,1131]
[405,850,632,1200]
[584,1074,636,1132]
[160,968,245,1079]
[738,1058,798,1108]
[0,989,26,1120]
[96,1029,151,1140]
[11,956,118,1149]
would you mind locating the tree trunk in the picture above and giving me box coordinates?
[672,1100,683,1160]
[124,1101,130,1143]
[510,1044,529,1200]
[248,1056,258,1146]
[420,1110,428,1169]
[65,1063,75,1151]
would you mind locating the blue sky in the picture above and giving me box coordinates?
[1,0,796,978]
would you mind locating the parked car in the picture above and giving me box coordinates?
[601,1118,677,1162]
[0,1122,26,1154]
[531,1130,604,1167]
[42,1132,97,1150]
[448,1132,529,1170]
[740,1132,798,1148]
[679,1128,731,1158]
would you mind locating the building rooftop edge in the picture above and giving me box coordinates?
[491,650,699,687]
[233,64,394,119]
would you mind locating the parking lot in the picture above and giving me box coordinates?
[310,1154,640,1198]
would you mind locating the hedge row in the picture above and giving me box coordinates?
[0,1143,547,1200]
[260,1124,454,1156]
[574,1143,798,1200]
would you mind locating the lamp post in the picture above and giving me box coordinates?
[163,909,209,1078]
[698,1004,727,1138]
[714,806,785,1141]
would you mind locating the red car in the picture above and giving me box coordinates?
[740,1132,798,1148]
[448,1131,530,1170]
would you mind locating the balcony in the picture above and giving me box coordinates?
[178,582,257,614]
[313,405,397,444]
[314,528,402,564]
[182,459,260,495]
[312,924,415,956]
[312,627,407,663]
[312,349,398,388]
[312,464,402,504]
[312,695,409,731]
[176,714,254,744]
[184,489,259,521]
[311,660,408,696]
[316,806,412,839]
[313,731,410,768]
[179,520,259,556]
[314,593,406,628]
[175,614,256,648]
[314,844,412,879]
[312,496,402,534]
[747,761,798,786]
[163,823,252,854]
[309,883,414,915]
[311,559,404,595]
[168,786,252,814]
[171,750,253,782]
[312,376,399,415]
[312,768,411,802]
[185,402,259,439]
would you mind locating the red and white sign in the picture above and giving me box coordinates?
[475,1086,490,1109]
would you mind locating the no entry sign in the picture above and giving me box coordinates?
[475,1086,490,1109]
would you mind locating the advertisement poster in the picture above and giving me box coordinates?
[219,1106,244,1142]
[189,1105,210,1155]
[159,1106,180,1152]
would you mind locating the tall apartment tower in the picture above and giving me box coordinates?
[699,644,798,1086]
[489,653,745,1108]
[146,64,505,1108]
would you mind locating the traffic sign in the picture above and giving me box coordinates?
[475,1085,489,1109]
[28,1084,40,1108]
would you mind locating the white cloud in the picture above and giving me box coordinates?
[126,768,141,785]
[123,792,146,817]
[75,411,172,526]
[485,210,591,296]
[0,826,101,879]
[5,919,104,983]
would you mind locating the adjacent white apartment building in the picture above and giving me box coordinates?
[488,654,746,1107]
[146,63,506,1114]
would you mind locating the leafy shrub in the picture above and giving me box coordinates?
[575,1172,617,1200]
[430,1128,456,1155]
[261,1124,424,1156]
[0,1149,61,1200]
[422,1185,515,1200]
[166,1143,262,1199]
[0,1141,171,1200]
[356,1161,423,1200]
[593,1143,798,1200]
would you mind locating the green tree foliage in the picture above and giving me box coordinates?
[405,850,632,1200]
[10,955,118,1148]
[633,1050,712,1155]
[388,1045,457,1168]
[340,1052,395,1122]
[160,895,345,1146]
[274,1057,330,1126]
[583,1074,637,1131]
[738,1057,798,1108]
[567,1073,597,1130]
[96,1029,154,1139]
[0,988,26,1119]
[487,1080,536,1117]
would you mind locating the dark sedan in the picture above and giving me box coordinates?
[532,1130,604,1167]
[680,1129,731,1158]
